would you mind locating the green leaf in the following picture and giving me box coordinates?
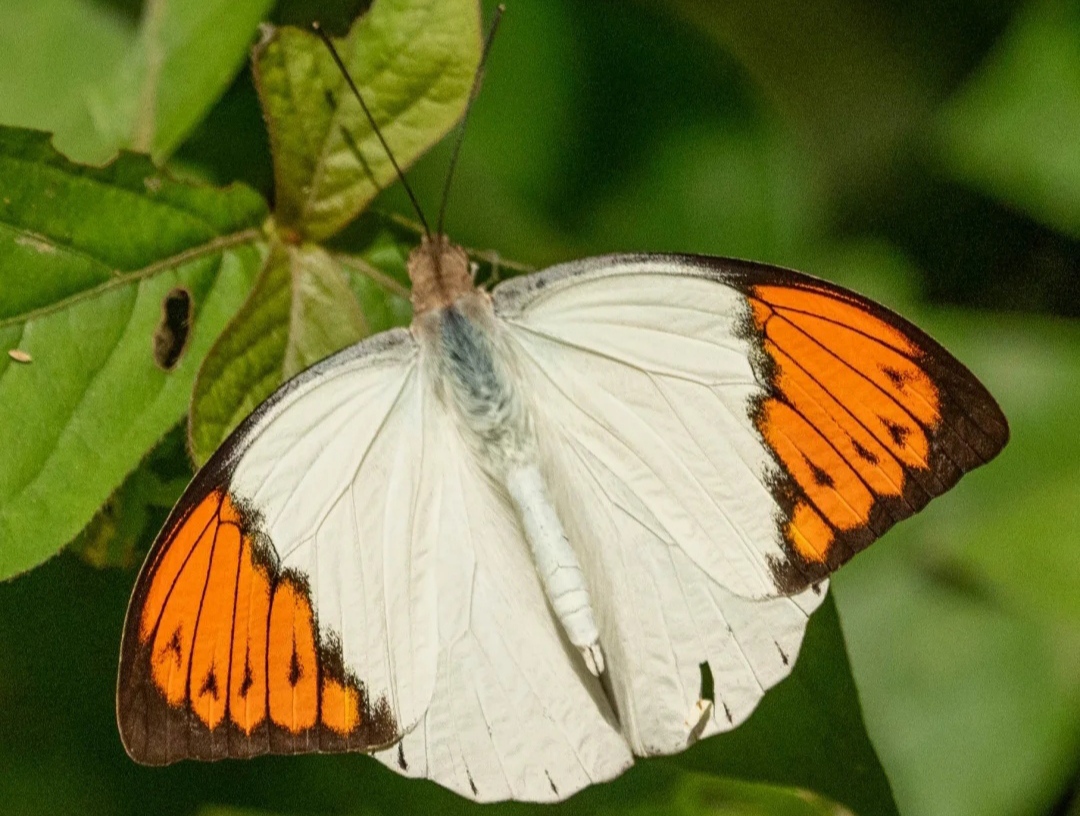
[126,0,277,160]
[253,0,481,240]
[69,424,190,570]
[0,0,273,164]
[936,0,1080,238]
[833,307,1080,816]
[188,238,371,466]
[0,126,268,580]
[836,547,1077,816]
[195,771,853,816]
[0,0,129,163]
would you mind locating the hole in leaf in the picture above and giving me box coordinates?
[698,660,715,703]
[153,288,192,370]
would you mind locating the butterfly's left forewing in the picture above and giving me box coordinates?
[118,329,440,763]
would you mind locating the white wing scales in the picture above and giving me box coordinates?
[535,407,823,755]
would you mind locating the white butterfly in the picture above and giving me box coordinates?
[117,234,1007,801]
[116,15,1008,804]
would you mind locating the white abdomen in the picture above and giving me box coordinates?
[505,464,603,674]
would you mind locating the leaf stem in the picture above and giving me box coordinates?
[332,252,411,299]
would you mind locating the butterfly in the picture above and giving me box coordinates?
[116,15,1009,806]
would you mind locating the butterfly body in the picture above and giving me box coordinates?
[414,251,606,675]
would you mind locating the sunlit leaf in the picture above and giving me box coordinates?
[0,0,273,163]
[253,0,481,240]
[0,126,267,580]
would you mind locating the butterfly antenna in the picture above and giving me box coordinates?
[313,22,432,237]
[435,5,505,238]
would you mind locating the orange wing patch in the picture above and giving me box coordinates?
[118,488,400,764]
[745,280,1008,590]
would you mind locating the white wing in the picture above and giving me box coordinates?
[375,403,633,802]
[229,331,439,739]
[119,329,440,761]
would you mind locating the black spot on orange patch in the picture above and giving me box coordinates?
[162,628,183,666]
[809,460,834,488]
[199,667,219,700]
[884,418,910,448]
[288,645,303,688]
[882,365,908,388]
[852,439,879,465]
[240,658,254,697]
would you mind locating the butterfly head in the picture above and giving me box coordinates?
[408,234,475,318]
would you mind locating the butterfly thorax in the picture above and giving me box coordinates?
[417,290,535,480]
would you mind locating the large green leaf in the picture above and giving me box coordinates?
[188,239,373,466]
[0,0,273,164]
[836,546,1077,816]
[833,306,1080,816]
[0,126,268,580]
[253,0,481,240]
[673,596,898,816]
[936,0,1080,238]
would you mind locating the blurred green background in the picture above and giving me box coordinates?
[1,0,1079,814]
